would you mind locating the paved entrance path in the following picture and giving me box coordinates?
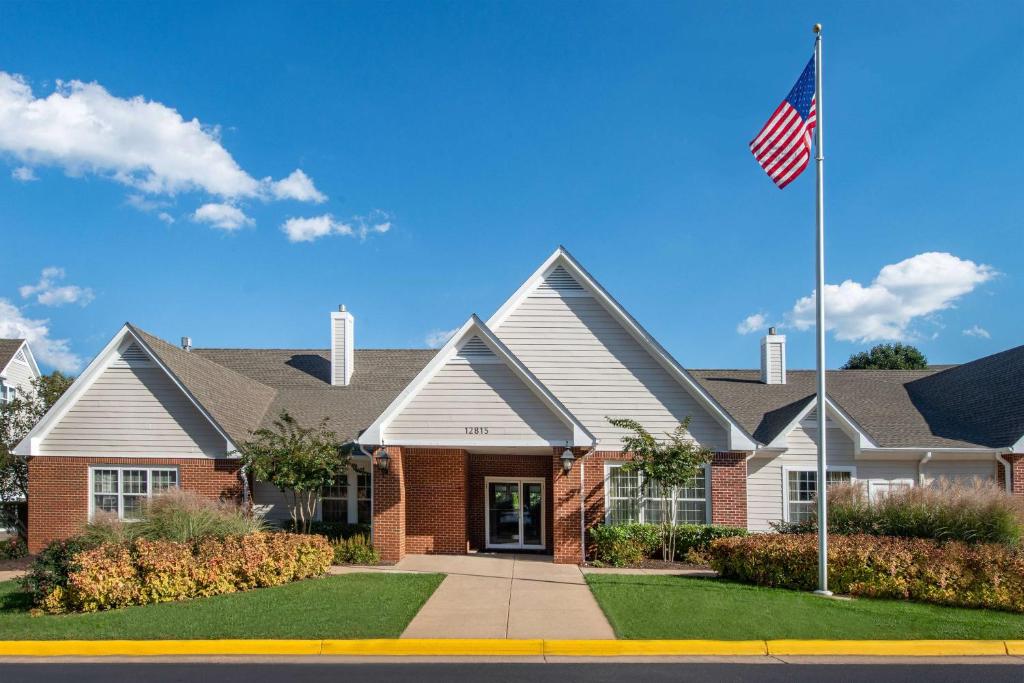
[396,554,615,639]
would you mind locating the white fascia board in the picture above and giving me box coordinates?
[1011,434,1024,454]
[358,315,594,449]
[0,340,41,380]
[766,395,879,453]
[486,246,758,451]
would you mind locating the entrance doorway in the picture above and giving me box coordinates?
[484,478,545,550]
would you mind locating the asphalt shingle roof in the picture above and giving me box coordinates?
[0,339,25,373]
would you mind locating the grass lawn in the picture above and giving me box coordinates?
[0,573,443,640]
[586,575,1024,640]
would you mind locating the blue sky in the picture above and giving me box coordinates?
[1,2,1021,374]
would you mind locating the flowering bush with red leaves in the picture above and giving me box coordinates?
[39,532,331,613]
[709,533,1024,613]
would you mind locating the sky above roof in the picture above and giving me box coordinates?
[1,2,1021,374]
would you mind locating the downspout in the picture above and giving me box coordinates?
[917,451,932,486]
[579,447,595,565]
[995,452,1013,493]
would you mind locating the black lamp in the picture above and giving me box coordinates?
[560,448,575,473]
[375,447,391,474]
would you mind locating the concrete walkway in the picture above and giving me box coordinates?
[394,554,615,640]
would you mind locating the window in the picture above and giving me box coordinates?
[0,381,15,404]
[320,469,372,525]
[321,477,348,523]
[869,480,912,501]
[605,463,710,525]
[784,467,853,522]
[356,471,371,524]
[90,467,178,520]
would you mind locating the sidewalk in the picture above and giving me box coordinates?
[392,553,615,640]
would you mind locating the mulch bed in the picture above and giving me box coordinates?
[0,557,32,572]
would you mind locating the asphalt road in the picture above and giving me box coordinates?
[3,662,1022,682]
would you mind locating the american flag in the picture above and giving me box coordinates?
[750,56,817,189]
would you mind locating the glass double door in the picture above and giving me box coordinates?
[486,479,545,549]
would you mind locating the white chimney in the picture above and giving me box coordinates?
[181,336,192,352]
[760,327,786,384]
[330,305,354,386]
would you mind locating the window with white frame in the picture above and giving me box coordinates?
[0,381,15,404]
[868,479,912,501]
[605,463,710,525]
[90,466,179,520]
[320,469,372,525]
[784,468,853,523]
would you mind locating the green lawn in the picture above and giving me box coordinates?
[0,573,443,639]
[586,575,1024,640]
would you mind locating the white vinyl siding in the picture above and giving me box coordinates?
[2,351,36,399]
[40,354,225,457]
[924,460,996,486]
[253,461,372,525]
[493,293,727,450]
[388,356,571,444]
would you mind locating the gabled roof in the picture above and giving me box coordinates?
[0,338,40,378]
[487,246,758,451]
[359,315,595,448]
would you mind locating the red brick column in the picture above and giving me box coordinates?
[552,447,584,564]
[404,448,468,554]
[371,446,406,563]
[999,454,1024,496]
[710,452,747,527]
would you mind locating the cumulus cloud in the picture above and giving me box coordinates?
[425,327,459,348]
[191,203,253,231]
[19,267,94,307]
[786,252,996,342]
[11,165,36,181]
[157,211,174,224]
[736,312,769,335]
[0,299,81,371]
[281,212,391,243]
[0,71,324,205]
[963,325,991,339]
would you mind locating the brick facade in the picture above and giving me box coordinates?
[26,456,242,553]
[710,452,748,526]
[371,446,406,563]
[404,448,469,555]
[997,454,1024,496]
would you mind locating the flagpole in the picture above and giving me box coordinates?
[812,23,831,597]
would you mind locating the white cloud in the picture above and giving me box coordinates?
[786,252,996,342]
[0,71,322,204]
[736,312,768,335]
[11,165,36,181]
[157,211,174,224]
[191,203,253,231]
[963,325,991,339]
[425,327,459,348]
[19,267,94,307]
[270,169,326,203]
[281,212,391,243]
[0,299,81,371]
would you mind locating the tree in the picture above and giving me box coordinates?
[236,411,350,533]
[606,416,713,563]
[0,371,75,533]
[842,343,928,370]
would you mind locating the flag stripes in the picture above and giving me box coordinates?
[750,55,817,189]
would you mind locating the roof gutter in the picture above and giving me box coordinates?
[995,452,1013,493]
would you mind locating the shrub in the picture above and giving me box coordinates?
[709,533,1024,613]
[332,534,380,565]
[771,481,1024,546]
[283,520,370,541]
[590,523,746,566]
[21,536,99,605]
[36,532,332,614]
[0,536,27,560]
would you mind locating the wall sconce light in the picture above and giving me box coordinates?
[560,448,575,473]
[375,447,391,474]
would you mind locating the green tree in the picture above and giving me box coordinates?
[0,371,75,532]
[606,416,714,562]
[236,411,350,533]
[842,343,928,370]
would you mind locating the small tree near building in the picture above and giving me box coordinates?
[237,411,351,533]
[843,343,927,370]
[606,416,713,563]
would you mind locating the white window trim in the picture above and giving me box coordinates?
[484,476,546,550]
[87,465,180,521]
[319,466,372,525]
[781,465,856,523]
[603,462,712,526]
[868,478,915,501]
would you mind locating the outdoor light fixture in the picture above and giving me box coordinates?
[560,448,575,473]
[375,447,391,474]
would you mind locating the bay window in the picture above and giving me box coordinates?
[605,463,710,525]
[90,466,179,520]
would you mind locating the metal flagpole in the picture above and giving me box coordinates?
[812,23,831,596]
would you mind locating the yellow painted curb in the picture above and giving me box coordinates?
[0,639,323,657]
[321,639,544,656]
[544,640,767,656]
[766,639,1010,657]
[1004,641,1024,656]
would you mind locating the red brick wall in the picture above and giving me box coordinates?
[371,446,405,563]
[998,454,1024,496]
[710,452,748,526]
[552,447,590,563]
[404,448,468,555]
[466,453,552,552]
[27,456,242,553]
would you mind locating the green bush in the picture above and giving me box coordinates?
[283,520,371,541]
[709,533,1024,613]
[590,523,746,566]
[332,534,380,565]
[21,536,99,605]
[0,536,27,560]
[771,481,1024,546]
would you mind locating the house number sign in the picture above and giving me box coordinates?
[464,427,490,435]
